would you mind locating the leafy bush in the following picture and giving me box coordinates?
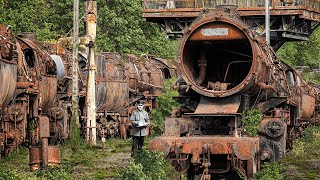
[117,150,179,180]
[0,169,20,180]
[241,109,263,137]
[303,125,320,143]
[116,160,148,180]
[254,162,285,180]
[151,78,179,135]
[34,166,74,180]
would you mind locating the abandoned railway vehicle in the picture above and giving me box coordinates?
[0,25,176,161]
[146,1,320,179]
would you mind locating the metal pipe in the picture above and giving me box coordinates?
[196,50,206,85]
[41,138,48,169]
[223,61,251,82]
[265,0,270,44]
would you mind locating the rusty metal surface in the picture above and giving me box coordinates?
[92,52,174,139]
[149,136,259,159]
[47,146,60,167]
[0,27,18,109]
[96,81,129,112]
[142,0,319,49]
[0,23,61,161]
[0,61,17,108]
[29,147,41,170]
[39,116,50,138]
[179,14,266,98]
[142,0,320,16]
[29,146,60,170]
[40,75,58,112]
[147,7,320,179]
[300,92,316,119]
[194,96,241,114]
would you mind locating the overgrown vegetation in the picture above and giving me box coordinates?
[254,162,285,180]
[282,126,320,179]
[241,109,263,137]
[117,150,179,180]
[0,0,178,59]
[303,71,320,84]
[278,27,320,69]
[0,138,134,179]
[69,115,83,152]
[151,78,179,135]
[0,148,74,179]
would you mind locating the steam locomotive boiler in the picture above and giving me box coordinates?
[149,10,320,179]
[0,24,60,161]
[36,38,176,140]
[88,52,176,139]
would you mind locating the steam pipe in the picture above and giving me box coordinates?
[196,50,207,85]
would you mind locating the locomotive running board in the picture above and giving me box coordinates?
[149,136,259,161]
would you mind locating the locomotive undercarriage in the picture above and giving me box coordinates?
[150,101,296,179]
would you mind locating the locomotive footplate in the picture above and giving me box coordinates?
[149,136,259,177]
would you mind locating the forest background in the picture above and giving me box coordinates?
[0,1,319,179]
[0,0,318,71]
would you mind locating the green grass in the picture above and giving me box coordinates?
[256,126,320,180]
[282,126,320,180]
[0,138,132,179]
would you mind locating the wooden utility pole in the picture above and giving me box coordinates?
[85,0,97,145]
[72,0,80,127]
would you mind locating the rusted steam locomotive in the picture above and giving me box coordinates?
[149,10,320,179]
[39,39,176,139]
[93,52,176,139]
[0,24,176,159]
[0,25,59,162]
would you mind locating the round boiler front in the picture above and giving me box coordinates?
[179,16,260,97]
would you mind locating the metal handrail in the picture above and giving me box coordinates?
[143,0,320,10]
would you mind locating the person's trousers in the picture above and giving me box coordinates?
[131,136,144,156]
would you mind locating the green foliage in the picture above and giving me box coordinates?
[241,109,263,137]
[278,27,320,68]
[0,169,20,180]
[0,0,74,41]
[117,150,179,180]
[34,167,74,180]
[152,78,179,135]
[117,160,148,180]
[96,0,178,59]
[303,125,320,143]
[301,71,320,84]
[0,0,178,58]
[254,162,285,180]
[69,115,84,152]
[282,126,320,179]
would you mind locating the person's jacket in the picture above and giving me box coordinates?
[130,110,149,136]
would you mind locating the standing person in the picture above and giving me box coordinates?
[130,102,150,156]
